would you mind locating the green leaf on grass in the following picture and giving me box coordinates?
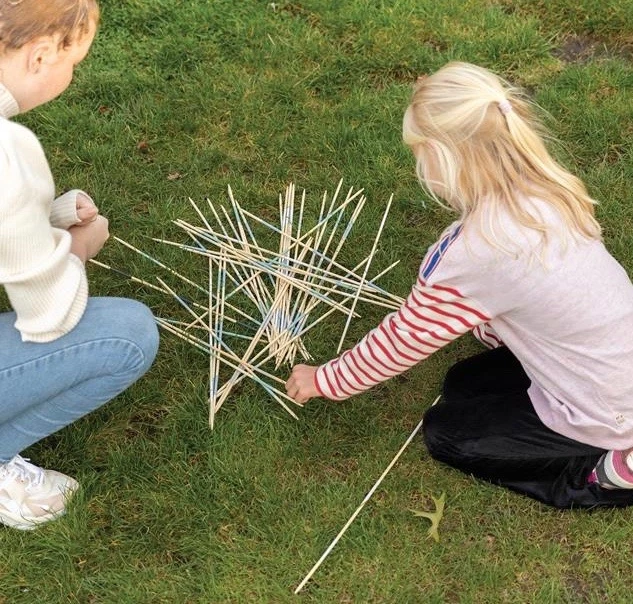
[410,492,446,542]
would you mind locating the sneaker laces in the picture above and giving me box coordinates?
[0,456,45,487]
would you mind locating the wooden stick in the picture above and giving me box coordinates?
[156,318,300,419]
[208,255,217,428]
[162,319,253,341]
[227,188,277,298]
[181,213,272,315]
[173,218,358,286]
[159,229,397,309]
[89,258,228,317]
[113,236,208,295]
[215,250,228,421]
[285,191,367,352]
[336,195,393,354]
[154,235,363,318]
[213,258,405,398]
[188,196,214,232]
[214,230,315,408]
[110,236,266,327]
[293,397,439,595]
[156,277,209,333]
[237,195,366,278]
[156,317,288,388]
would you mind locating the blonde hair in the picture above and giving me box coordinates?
[403,62,601,252]
[0,0,99,52]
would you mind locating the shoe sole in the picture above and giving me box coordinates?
[0,508,66,530]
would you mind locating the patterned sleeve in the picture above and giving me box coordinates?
[472,323,504,349]
[315,277,491,400]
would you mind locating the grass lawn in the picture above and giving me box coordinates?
[2,0,633,602]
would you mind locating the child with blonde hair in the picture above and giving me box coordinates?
[0,0,159,529]
[286,61,633,508]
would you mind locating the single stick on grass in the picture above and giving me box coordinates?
[293,396,440,595]
[208,255,217,429]
[214,250,228,424]
[113,236,209,295]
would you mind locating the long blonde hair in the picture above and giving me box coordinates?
[403,62,601,251]
[0,0,99,52]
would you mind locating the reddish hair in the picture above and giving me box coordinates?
[0,0,99,52]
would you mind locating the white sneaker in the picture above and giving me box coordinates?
[0,455,79,530]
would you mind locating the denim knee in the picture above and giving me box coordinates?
[123,299,159,371]
[102,298,159,376]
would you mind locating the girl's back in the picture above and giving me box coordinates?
[431,198,633,449]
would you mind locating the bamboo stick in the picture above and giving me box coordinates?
[336,195,393,354]
[293,399,439,594]
[105,182,400,426]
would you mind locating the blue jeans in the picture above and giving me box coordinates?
[0,297,159,462]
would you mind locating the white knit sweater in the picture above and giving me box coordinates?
[0,84,88,342]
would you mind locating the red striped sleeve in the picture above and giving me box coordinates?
[356,345,393,379]
[402,304,471,337]
[313,371,326,397]
[378,323,421,362]
[386,321,442,355]
[484,325,503,347]
[315,280,492,400]
[319,365,339,398]
[415,290,490,325]
[330,364,353,397]
[472,323,503,349]
[369,332,411,370]
[338,351,365,389]
[345,348,376,384]
[396,313,453,344]
[365,336,406,374]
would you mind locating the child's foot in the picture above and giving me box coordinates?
[589,448,633,490]
[0,455,78,530]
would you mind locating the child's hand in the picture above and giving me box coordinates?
[69,215,110,263]
[286,364,320,405]
[75,192,99,226]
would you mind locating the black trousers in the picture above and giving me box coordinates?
[423,346,633,509]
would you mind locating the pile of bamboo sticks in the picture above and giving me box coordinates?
[92,181,403,427]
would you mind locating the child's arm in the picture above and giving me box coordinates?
[472,323,504,348]
[287,279,491,403]
[0,160,89,342]
[50,190,98,229]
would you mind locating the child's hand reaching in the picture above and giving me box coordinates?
[286,364,320,405]
[75,192,99,226]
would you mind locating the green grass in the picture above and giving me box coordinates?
[2,0,633,601]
